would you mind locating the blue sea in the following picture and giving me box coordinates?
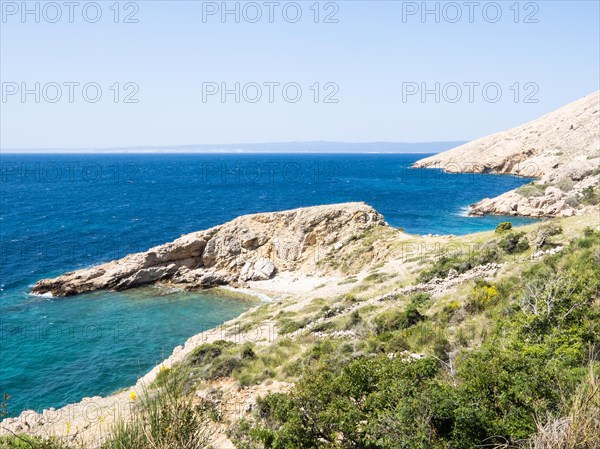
[0,153,538,417]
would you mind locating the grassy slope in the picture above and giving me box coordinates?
[2,211,599,449]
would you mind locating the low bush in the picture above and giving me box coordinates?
[0,435,68,449]
[498,231,530,254]
[188,340,235,366]
[581,185,600,205]
[465,280,499,312]
[277,317,310,335]
[373,303,425,334]
[557,179,576,192]
[417,246,500,283]
[102,368,213,449]
[495,221,513,233]
[534,223,563,250]
[408,292,431,306]
[525,363,600,449]
[234,229,600,448]
[517,183,546,198]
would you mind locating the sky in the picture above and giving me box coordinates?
[1,0,599,150]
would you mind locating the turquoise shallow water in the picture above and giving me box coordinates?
[0,153,539,416]
[0,287,252,416]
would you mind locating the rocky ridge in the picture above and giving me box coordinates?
[31,202,387,297]
[413,91,600,217]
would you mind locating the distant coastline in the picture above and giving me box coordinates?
[1,140,466,154]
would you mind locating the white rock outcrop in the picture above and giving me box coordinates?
[32,203,387,297]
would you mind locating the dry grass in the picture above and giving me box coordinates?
[524,362,599,449]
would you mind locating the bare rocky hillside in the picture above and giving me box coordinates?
[414,91,600,217]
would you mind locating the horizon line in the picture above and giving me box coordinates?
[0,151,442,155]
[1,139,467,154]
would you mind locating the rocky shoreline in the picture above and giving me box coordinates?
[413,91,600,218]
[31,202,387,297]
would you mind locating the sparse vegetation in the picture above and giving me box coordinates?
[557,179,576,192]
[102,368,213,449]
[497,231,530,254]
[417,245,500,283]
[232,228,600,449]
[517,182,547,198]
[0,435,69,449]
[8,218,600,449]
[534,223,563,250]
[581,185,600,205]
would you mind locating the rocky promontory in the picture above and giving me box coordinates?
[32,202,387,297]
[413,91,600,217]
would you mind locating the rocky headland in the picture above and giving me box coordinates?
[32,202,387,297]
[413,91,600,217]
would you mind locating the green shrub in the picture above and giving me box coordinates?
[188,340,234,366]
[374,304,425,334]
[581,185,600,205]
[440,300,462,322]
[565,195,581,208]
[557,179,576,192]
[207,355,245,378]
[498,231,530,254]
[345,310,363,329]
[534,223,563,250]
[185,340,258,381]
[432,334,451,361]
[0,436,68,449]
[152,366,175,389]
[240,357,448,449]
[236,228,600,448]
[524,363,600,449]
[417,247,500,283]
[465,280,500,312]
[278,317,309,335]
[417,255,473,283]
[102,368,213,449]
[495,222,513,233]
[409,292,432,306]
[517,183,546,198]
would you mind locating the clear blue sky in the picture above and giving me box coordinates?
[1,0,599,149]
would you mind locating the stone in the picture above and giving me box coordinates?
[251,258,275,281]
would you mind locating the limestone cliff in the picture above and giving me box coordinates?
[31,203,386,297]
[413,91,600,217]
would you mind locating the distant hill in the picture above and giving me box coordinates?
[3,141,466,154]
